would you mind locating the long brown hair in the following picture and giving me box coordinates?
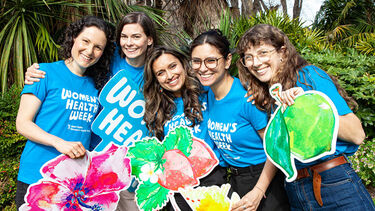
[143,46,203,140]
[236,24,357,113]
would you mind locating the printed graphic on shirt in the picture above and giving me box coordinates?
[207,119,237,151]
[164,101,207,137]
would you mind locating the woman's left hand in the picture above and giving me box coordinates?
[231,188,264,211]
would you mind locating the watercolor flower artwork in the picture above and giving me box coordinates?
[264,83,338,182]
[20,144,132,211]
[180,184,240,211]
[127,126,219,211]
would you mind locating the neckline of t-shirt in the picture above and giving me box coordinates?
[61,60,89,80]
[211,77,237,103]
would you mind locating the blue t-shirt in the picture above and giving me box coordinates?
[110,47,144,88]
[163,95,221,160]
[207,77,268,167]
[295,65,357,168]
[18,61,99,184]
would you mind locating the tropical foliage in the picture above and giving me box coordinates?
[313,0,375,55]
[0,0,167,95]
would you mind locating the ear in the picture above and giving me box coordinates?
[147,37,153,46]
[225,53,232,69]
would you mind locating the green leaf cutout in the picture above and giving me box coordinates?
[163,127,193,157]
[136,181,170,211]
[283,93,336,160]
[128,138,166,177]
[265,108,295,180]
[265,83,338,182]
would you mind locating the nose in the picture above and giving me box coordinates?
[165,69,173,80]
[252,56,262,67]
[198,61,208,73]
[125,37,133,46]
[86,45,94,55]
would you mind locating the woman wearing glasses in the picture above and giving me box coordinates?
[143,46,226,210]
[190,29,289,211]
[236,24,374,210]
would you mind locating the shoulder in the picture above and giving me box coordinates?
[232,77,247,95]
[299,65,330,82]
[39,61,66,76]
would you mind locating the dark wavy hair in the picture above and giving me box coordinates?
[190,29,231,60]
[59,16,115,90]
[236,24,357,113]
[116,12,157,59]
[143,46,204,140]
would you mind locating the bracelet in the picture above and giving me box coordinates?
[254,185,266,198]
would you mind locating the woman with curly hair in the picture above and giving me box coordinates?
[143,46,226,210]
[190,29,290,211]
[236,24,374,210]
[22,11,158,211]
[15,16,114,209]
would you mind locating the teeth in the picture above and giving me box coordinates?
[169,78,178,84]
[81,54,91,61]
[257,69,267,74]
[200,74,212,79]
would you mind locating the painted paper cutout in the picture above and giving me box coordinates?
[127,126,219,211]
[264,84,339,182]
[91,70,149,151]
[180,184,240,211]
[20,144,132,211]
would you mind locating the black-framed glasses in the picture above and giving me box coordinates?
[191,57,224,69]
[240,49,276,66]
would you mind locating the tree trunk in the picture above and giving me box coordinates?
[280,0,288,17]
[229,0,240,17]
[293,0,303,19]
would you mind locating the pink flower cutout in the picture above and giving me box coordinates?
[20,144,131,211]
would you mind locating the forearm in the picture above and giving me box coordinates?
[255,159,277,192]
[338,113,365,145]
[16,118,63,148]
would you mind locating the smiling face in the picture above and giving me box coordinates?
[120,23,153,66]
[70,26,107,76]
[152,53,186,97]
[191,43,231,88]
[242,42,284,83]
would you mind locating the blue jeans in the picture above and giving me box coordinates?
[285,162,375,210]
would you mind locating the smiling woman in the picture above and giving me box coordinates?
[15,16,114,210]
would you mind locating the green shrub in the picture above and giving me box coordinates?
[303,48,375,187]
[0,85,26,209]
[350,138,375,187]
[303,48,375,139]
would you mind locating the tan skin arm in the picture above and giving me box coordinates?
[16,94,86,159]
[231,128,277,211]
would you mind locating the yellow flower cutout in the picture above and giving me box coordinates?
[179,184,240,211]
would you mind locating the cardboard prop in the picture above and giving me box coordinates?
[91,70,150,151]
[127,126,219,211]
[20,144,132,211]
[264,84,339,182]
[180,184,240,211]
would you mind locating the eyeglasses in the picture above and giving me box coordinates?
[240,49,276,66]
[191,57,224,69]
